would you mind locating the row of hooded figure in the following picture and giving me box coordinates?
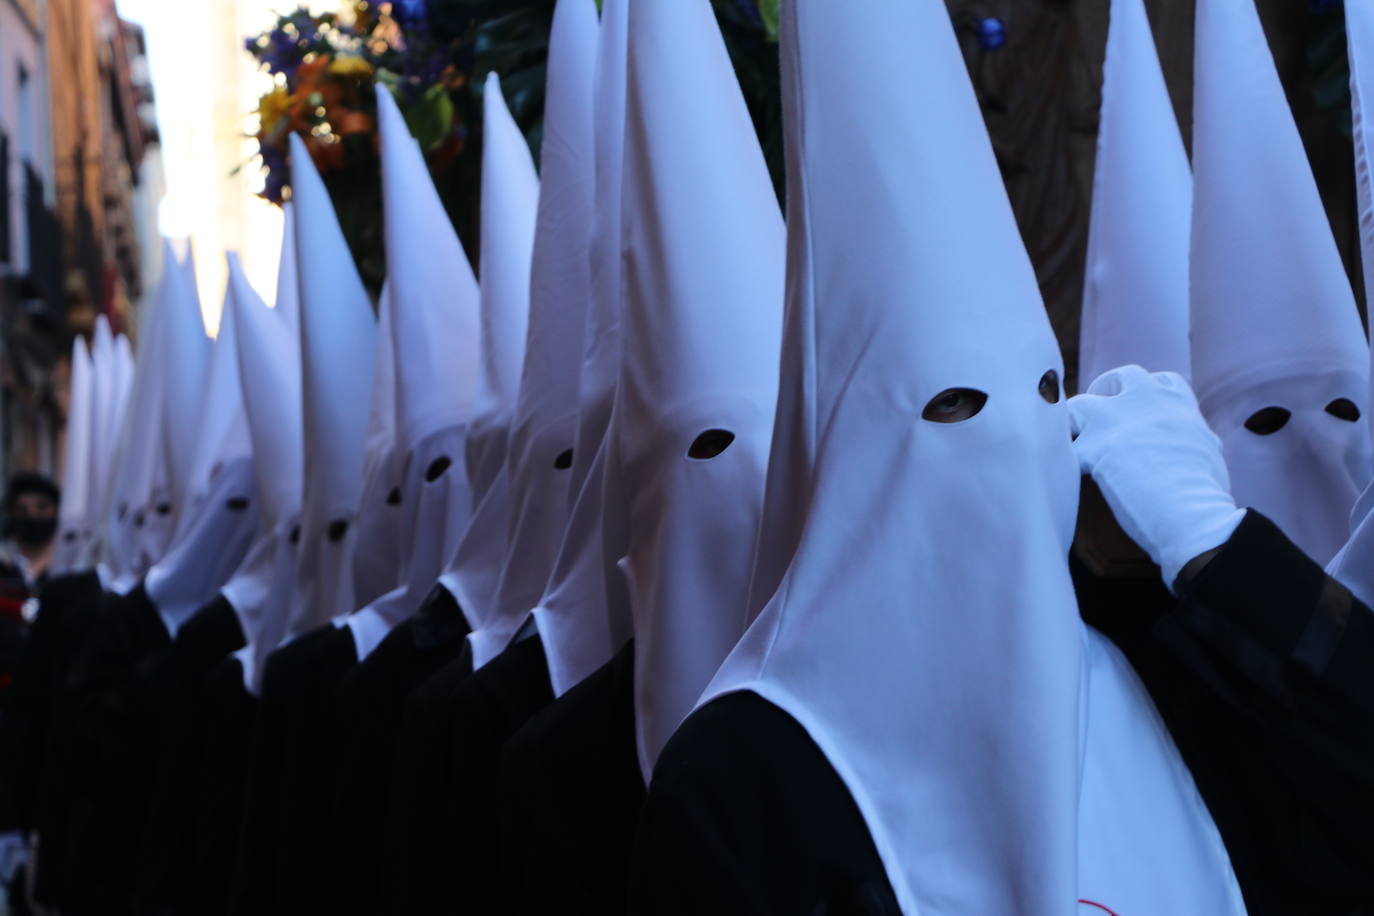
[3,0,1374,913]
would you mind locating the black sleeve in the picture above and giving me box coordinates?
[1146,510,1374,914]
[0,572,102,833]
[630,693,900,916]
[630,765,771,916]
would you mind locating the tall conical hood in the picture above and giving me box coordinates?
[702,1,1241,913]
[470,73,538,502]
[531,0,629,694]
[471,29,597,667]
[350,281,406,612]
[1323,0,1374,606]
[176,266,252,536]
[108,258,173,589]
[613,0,783,776]
[343,88,483,661]
[228,253,302,522]
[1191,0,1370,564]
[87,316,118,545]
[439,73,539,627]
[285,132,378,636]
[574,0,628,482]
[52,337,94,574]
[98,330,137,576]
[1078,0,1192,388]
[376,85,481,450]
[145,264,259,635]
[274,202,300,332]
[222,252,305,692]
[159,240,211,511]
[110,333,135,457]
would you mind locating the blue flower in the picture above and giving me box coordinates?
[976,17,1005,52]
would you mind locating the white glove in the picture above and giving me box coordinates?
[1069,366,1246,588]
[0,830,27,887]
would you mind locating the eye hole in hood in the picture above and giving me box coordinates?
[1326,398,1361,422]
[225,497,251,511]
[922,388,987,424]
[688,429,736,460]
[1038,370,1060,404]
[327,519,350,542]
[553,448,574,470]
[1244,406,1291,435]
[425,456,452,482]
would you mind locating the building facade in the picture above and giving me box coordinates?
[0,0,159,485]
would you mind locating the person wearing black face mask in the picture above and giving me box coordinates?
[0,473,60,598]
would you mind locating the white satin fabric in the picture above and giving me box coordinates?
[701,2,1244,914]
[343,88,482,662]
[283,132,377,639]
[1078,0,1192,389]
[530,0,631,696]
[221,250,304,694]
[469,0,598,669]
[615,0,783,778]
[438,73,537,626]
[1191,0,1370,566]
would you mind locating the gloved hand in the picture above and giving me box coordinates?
[1069,365,1246,589]
[0,830,27,887]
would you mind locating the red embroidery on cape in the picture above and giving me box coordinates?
[1078,900,1121,916]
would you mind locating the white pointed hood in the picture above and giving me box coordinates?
[97,331,137,579]
[702,2,1243,913]
[52,336,94,574]
[158,241,211,516]
[470,30,596,668]
[466,0,594,674]
[109,332,135,469]
[86,317,118,554]
[343,87,481,661]
[221,253,305,693]
[1078,0,1192,389]
[349,281,406,612]
[439,73,538,627]
[1324,1,1374,607]
[108,254,173,590]
[1191,0,1370,566]
[284,133,378,638]
[274,203,300,332]
[145,264,260,636]
[616,0,783,776]
[531,0,630,694]
[173,271,253,540]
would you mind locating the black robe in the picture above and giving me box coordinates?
[0,571,103,837]
[229,623,357,916]
[497,638,643,916]
[388,633,553,915]
[178,654,259,915]
[384,641,473,913]
[133,595,246,915]
[632,511,1374,916]
[36,584,170,915]
[326,585,470,916]
[0,571,104,910]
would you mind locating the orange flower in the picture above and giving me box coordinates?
[306,133,346,172]
[334,110,376,136]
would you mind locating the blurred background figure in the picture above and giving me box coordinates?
[0,472,59,602]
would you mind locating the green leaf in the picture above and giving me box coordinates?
[404,83,456,152]
[757,0,779,42]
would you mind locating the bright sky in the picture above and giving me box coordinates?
[113,0,297,319]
